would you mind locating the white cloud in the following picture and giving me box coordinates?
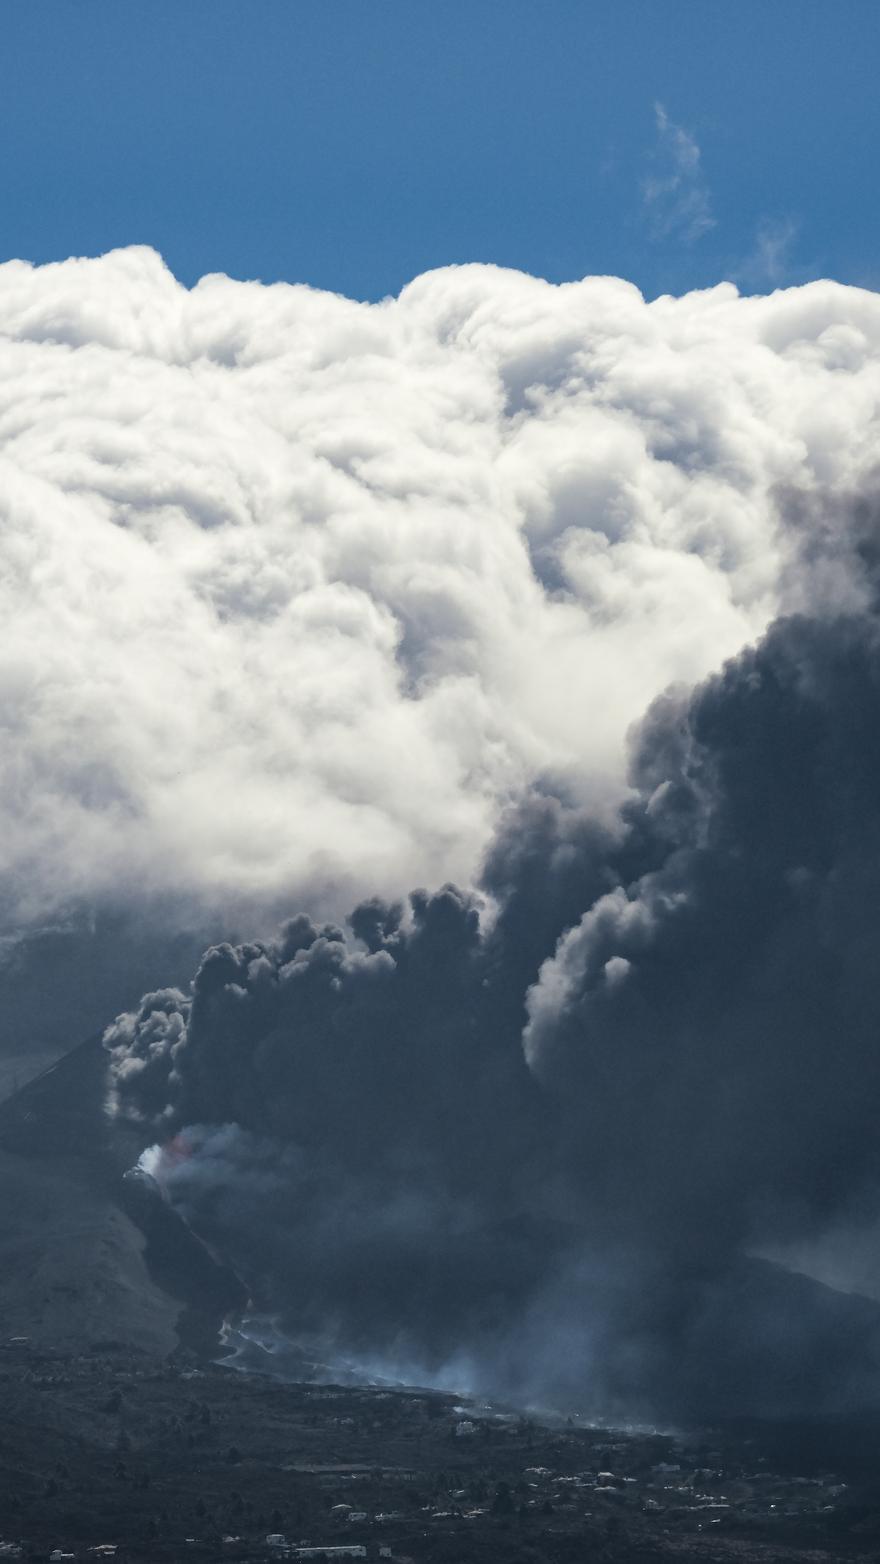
[0,247,879,938]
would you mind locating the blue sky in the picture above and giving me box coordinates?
[2,1,878,300]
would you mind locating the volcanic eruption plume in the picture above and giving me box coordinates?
[2,248,880,1417]
[106,562,880,1418]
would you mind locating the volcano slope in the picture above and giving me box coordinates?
[0,1036,245,1357]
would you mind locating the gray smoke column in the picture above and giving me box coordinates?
[105,518,880,1418]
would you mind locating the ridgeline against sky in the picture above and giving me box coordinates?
[2,250,880,1415]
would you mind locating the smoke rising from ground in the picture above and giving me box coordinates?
[107,569,880,1416]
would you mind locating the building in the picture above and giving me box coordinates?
[293,1550,367,1561]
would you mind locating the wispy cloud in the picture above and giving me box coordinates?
[641,102,715,245]
[734,215,800,289]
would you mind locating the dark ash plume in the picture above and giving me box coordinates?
[105,602,880,1421]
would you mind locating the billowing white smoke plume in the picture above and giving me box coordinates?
[2,245,879,945]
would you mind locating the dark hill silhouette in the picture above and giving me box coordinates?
[0,1035,245,1357]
